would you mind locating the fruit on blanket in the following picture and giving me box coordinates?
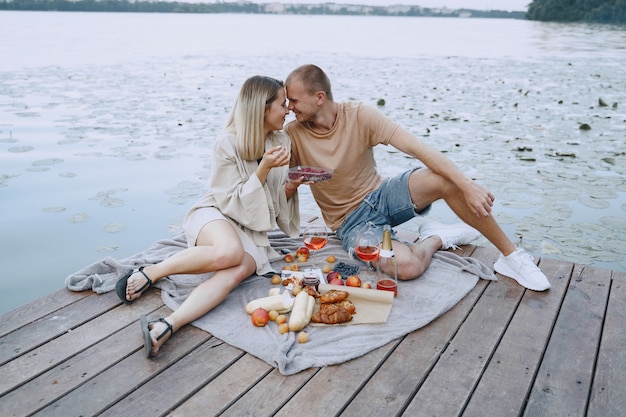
[346,275,361,287]
[297,331,309,344]
[271,274,281,285]
[297,254,308,263]
[296,246,310,258]
[322,264,332,274]
[251,308,270,327]
[361,282,372,289]
[326,255,336,263]
[290,264,300,271]
[283,253,295,263]
[278,323,289,334]
[275,314,287,325]
[329,278,344,286]
[268,310,279,321]
[326,270,342,282]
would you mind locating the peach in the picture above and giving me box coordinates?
[329,278,344,286]
[296,246,310,258]
[271,274,281,285]
[250,308,270,327]
[283,253,295,263]
[275,314,287,325]
[322,264,332,274]
[361,282,372,289]
[346,275,361,287]
[326,255,336,263]
[326,270,342,282]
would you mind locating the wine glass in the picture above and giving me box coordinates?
[302,223,328,267]
[354,227,380,270]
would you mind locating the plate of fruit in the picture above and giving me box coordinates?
[288,166,333,182]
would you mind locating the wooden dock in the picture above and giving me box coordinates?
[1,233,625,416]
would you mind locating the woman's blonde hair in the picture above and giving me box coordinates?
[225,75,284,161]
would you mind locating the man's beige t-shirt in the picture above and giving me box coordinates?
[286,102,399,230]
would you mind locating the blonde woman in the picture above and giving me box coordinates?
[115,76,301,358]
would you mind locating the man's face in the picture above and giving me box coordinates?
[286,80,317,124]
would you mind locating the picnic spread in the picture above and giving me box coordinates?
[66,229,496,375]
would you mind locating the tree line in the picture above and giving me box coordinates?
[527,0,626,23]
[2,0,625,23]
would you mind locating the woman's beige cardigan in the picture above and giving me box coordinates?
[183,130,300,276]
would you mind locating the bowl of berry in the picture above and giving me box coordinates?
[288,166,333,183]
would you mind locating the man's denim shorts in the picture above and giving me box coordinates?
[336,168,431,253]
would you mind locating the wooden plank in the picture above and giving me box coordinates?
[32,309,212,417]
[0,304,171,417]
[274,339,400,417]
[339,245,492,416]
[171,354,313,417]
[402,246,524,416]
[586,270,626,416]
[169,354,274,416]
[524,264,612,417]
[218,365,318,417]
[0,290,163,395]
[0,288,90,337]
[97,338,244,417]
[463,255,574,416]
[0,290,120,367]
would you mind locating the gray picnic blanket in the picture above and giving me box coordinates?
[66,230,496,375]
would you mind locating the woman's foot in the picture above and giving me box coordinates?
[140,315,174,358]
[115,266,153,304]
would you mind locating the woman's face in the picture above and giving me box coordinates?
[264,88,289,133]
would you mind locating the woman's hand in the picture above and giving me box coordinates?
[261,145,289,169]
[256,145,289,186]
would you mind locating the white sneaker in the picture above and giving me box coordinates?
[494,248,551,291]
[419,221,481,250]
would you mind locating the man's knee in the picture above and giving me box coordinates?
[396,257,427,280]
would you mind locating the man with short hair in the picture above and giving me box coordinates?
[284,64,550,291]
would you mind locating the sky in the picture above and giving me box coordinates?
[249,0,530,12]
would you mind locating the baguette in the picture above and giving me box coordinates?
[289,291,314,331]
[245,292,294,315]
[305,293,315,322]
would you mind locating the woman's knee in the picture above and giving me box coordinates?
[212,242,245,269]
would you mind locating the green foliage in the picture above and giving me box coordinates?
[527,0,626,23]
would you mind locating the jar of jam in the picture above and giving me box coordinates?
[302,273,320,291]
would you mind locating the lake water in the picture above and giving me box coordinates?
[1,11,625,314]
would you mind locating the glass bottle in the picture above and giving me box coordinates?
[376,225,398,297]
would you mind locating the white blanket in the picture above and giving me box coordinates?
[66,230,496,375]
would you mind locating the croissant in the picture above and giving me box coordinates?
[320,289,349,304]
[311,303,353,324]
[304,286,320,298]
[338,299,356,315]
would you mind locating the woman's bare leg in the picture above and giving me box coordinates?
[146,253,256,357]
[125,219,244,301]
